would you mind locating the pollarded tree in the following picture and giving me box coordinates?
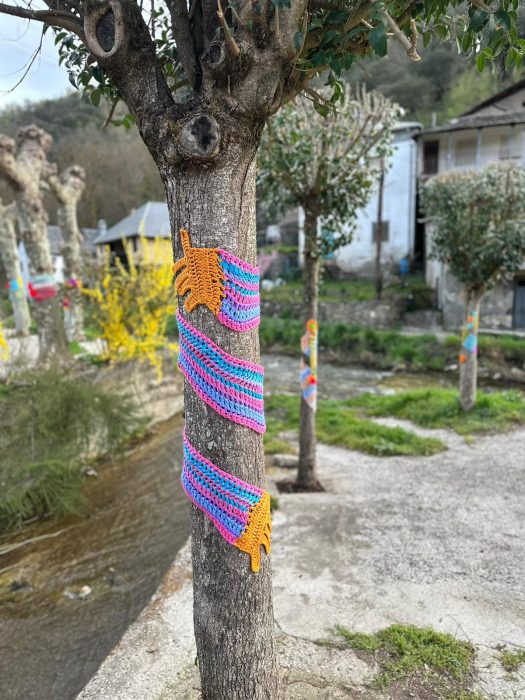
[0,0,520,694]
[0,128,69,362]
[421,163,525,412]
[0,197,31,336]
[258,87,402,489]
[48,164,87,341]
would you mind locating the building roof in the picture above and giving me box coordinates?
[95,201,170,244]
[418,109,525,137]
[47,225,99,256]
[462,78,525,116]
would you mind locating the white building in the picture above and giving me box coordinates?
[331,121,422,274]
[418,79,525,330]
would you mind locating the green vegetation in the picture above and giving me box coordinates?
[265,394,444,457]
[0,370,141,531]
[261,274,433,307]
[260,317,525,373]
[500,649,525,673]
[334,623,475,692]
[347,388,525,436]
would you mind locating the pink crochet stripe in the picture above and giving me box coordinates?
[179,326,263,392]
[219,250,260,289]
[182,484,239,543]
[184,430,263,496]
[177,312,263,374]
[183,468,250,523]
[217,313,260,332]
[179,346,264,412]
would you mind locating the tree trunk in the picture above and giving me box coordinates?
[18,197,70,363]
[375,160,385,300]
[0,200,31,335]
[459,291,482,412]
[165,134,279,699]
[0,127,69,363]
[48,165,86,341]
[297,208,321,490]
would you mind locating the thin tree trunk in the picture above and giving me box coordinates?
[48,165,86,341]
[459,290,482,412]
[297,208,321,490]
[375,159,385,300]
[165,137,279,699]
[0,200,31,335]
[0,127,69,362]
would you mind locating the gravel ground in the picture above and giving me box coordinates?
[79,419,525,699]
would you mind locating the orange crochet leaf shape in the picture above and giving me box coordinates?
[173,229,224,315]
[235,492,272,573]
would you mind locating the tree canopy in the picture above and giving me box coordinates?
[421,163,525,294]
[258,86,401,249]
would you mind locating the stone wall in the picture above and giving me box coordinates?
[441,270,515,331]
[261,298,405,329]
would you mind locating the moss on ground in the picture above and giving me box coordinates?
[334,624,480,698]
[500,649,525,673]
[347,388,525,436]
[265,394,445,457]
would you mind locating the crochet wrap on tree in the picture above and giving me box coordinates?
[300,319,318,411]
[176,311,266,434]
[173,229,260,332]
[181,431,271,573]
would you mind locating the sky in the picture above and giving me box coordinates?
[0,15,71,109]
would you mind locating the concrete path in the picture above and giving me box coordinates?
[78,424,525,699]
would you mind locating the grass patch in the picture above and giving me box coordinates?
[0,369,142,532]
[500,649,525,673]
[347,388,525,436]
[264,435,295,455]
[334,624,475,694]
[265,394,445,456]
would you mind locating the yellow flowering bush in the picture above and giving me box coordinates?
[0,320,8,360]
[84,236,176,377]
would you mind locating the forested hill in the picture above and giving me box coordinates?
[0,47,518,228]
[0,95,164,229]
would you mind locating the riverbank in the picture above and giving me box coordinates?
[79,422,525,700]
[0,415,190,700]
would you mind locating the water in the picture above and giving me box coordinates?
[0,415,190,700]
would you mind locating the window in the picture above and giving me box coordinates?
[372,221,389,243]
[423,140,439,174]
[454,138,476,167]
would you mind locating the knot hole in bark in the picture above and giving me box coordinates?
[85,0,125,59]
[179,114,221,160]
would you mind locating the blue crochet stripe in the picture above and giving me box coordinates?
[184,445,258,506]
[219,257,259,286]
[220,297,260,323]
[178,354,265,426]
[178,345,263,401]
[178,319,263,385]
[181,470,245,539]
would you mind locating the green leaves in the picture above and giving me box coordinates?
[368,22,387,57]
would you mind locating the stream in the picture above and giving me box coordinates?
[0,414,189,700]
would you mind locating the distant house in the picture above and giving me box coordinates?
[418,79,525,330]
[262,122,423,277]
[94,201,172,262]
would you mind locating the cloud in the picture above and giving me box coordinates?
[0,16,71,108]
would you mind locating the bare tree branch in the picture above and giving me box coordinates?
[0,1,84,37]
[381,8,420,61]
[217,0,240,57]
[167,0,200,87]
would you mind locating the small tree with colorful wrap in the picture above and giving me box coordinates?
[421,163,525,412]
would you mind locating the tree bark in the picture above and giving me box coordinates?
[164,130,279,699]
[0,199,31,335]
[297,208,321,490]
[459,291,482,412]
[0,128,69,362]
[48,165,86,341]
[375,160,385,300]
